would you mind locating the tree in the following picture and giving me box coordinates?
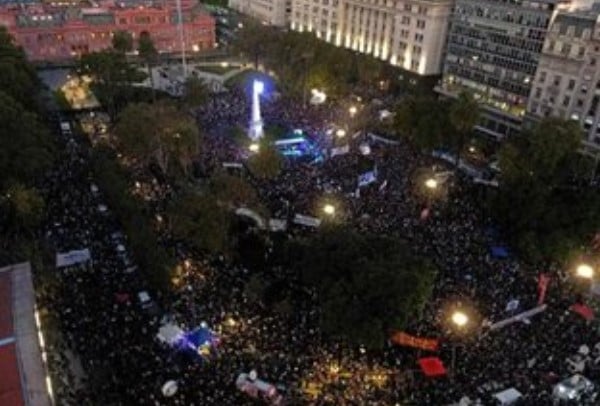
[0,28,39,110]
[449,91,480,159]
[114,101,201,176]
[0,91,54,189]
[112,30,133,54]
[209,172,260,209]
[246,143,283,180]
[288,226,436,349]
[0,184,44,237]
[493,118,596,262]
[181,76,209,108]
[78,50,143,117]
[138,31,158,102]
[167,191,232,254]
[393,96,450,150]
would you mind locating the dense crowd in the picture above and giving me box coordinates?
[36,82,600,406]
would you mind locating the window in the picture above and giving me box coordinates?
[568,79,576,90]
[534,87,542,98]
[578,46,585,57]
[416,19,425,29]
[562,43,571,55]
[539,71,546,83]
[414,33,423,42]
[553,75,561,86]
[562,95,570,107]
[404,4,411,11]
[577,99,584,107]
[401,16,410,25]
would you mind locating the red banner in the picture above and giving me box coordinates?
[538,273,550,305]
[391,332,439,351]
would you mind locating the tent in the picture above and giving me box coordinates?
[418,357,447,377]
[490,246,509,259]
[493,388,523,405]
[157,323,185,345]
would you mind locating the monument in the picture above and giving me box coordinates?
[248,80,264,140]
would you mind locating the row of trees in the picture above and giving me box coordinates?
[233,20,398,100]
[0,28,55,260]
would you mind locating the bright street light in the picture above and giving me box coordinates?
[335,129,346,138]
[451,311,468,327]
[323,204,335,216]
[249,143,260,153]
[349,106,357,117]
[576,263,594,279]
[425,178,438,190]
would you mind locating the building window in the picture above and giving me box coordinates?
[416,19,425,29]
[401,16,410,25]
[562,95,570,107]
[568,79,576,90]
[414,33,423,42]
[577,99,584,108]
[553,75,561,86]
[534,87,542,98]
[539,71,546,83]
[404,4,411,11]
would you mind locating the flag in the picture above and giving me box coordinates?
[537,273,550,305]
[570,303,594,320]
[391,331,439,351]
[418,357,447,377]
[378,180,388,192]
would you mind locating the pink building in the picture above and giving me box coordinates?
[0,0,215,61]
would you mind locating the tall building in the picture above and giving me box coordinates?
[228,0,291,26]
[0,0,215,61]
[526,3,600,152]
[290,0,454,76]
[437,0,575,138]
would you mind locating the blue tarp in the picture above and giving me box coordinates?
[491,246,509,259]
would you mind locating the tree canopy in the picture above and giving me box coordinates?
[246,142,283,180]
[492,118,600,262]
[288,226,436,349]
[114,101,201,176]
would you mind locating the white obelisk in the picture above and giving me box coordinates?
[249,80,264,140]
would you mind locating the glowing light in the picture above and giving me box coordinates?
[349,106,357,117]
[577,264,594,279]
[226,317,237,327]
[253,80,264,95]
[451,311,468,327]
[249,143,260,153]
[192,44,199,52]
[220,61,229,67]
[335,129,346,138]
[425,178,438,189]
[323,204,335,215]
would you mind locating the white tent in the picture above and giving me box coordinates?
[56,248,91,268]
[493,388,522,405]
[157,323,184,345]
[293,214,321,228]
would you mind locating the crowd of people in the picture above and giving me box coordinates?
[35,79,600,406]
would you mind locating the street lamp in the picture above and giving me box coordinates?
[349,106,357,117]
[425,178,438,190]
[249,143,260,153]
[576,263,594,279]
[451,311,469,328]
[450,310,469,376]
[335,129,346,138]
[323,204,335,216]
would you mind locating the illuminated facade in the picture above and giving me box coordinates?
[228,0,291,26]
[290,0,453,76]
[527,3,600,150]
[0,0,215,61]
[436,0,582,137]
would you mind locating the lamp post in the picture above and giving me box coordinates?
[424,178,438,190]
[450,311,468,376]
[576,263,594,280]
[175,0,187,80]
[335,129,346,138]
[349,106,357,118]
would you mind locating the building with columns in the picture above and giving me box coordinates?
[228,0,291,26]
[526,3,600,152]
[290,0,453,76]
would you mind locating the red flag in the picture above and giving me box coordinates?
[570,303,595,320]
[418,357,447,377]
[538,273,550,305]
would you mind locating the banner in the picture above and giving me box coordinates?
[367,133,399,145]
[488,304,547,330]
[390,331,439,351]
[330,144,350,157]
[293,214,321,228]
[56,248,91,268]
[222,162,244,169]
[538,273,550,305]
